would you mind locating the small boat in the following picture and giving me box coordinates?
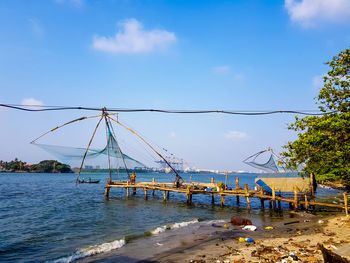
[78,178,101,184]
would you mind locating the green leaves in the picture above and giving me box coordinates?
[282,48,350,185]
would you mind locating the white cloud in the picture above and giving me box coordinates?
[21,98,44,108]
[225,131,247,141]
[285,0,350,27]
[92,19,176,54]
[28,18,44,37]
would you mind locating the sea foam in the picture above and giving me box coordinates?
[150,219,199,235]
[49,238,126,263]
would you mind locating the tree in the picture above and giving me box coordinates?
[282,48,350,185]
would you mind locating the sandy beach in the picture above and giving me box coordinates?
[146,213,350,263]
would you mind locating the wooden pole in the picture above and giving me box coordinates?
[152,178,155,196]
[272,186,276,210]
[167,191,170,200]
[144,188,148,200]
[126,181,129,198]
[220,194,225,207]
[344,193,348,216]
[224,172,228,189]
[236,177,239,189]
[133,187,136,195]
[305,195,309,210]
[211,177,214,184]
[294,186,298,211]
[211,194,215,204]
[244,184,251,210]
[260,187,264,209]
[105,187,110,198]
[163,184,166,201]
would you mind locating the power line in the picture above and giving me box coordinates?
[0,103,335,116]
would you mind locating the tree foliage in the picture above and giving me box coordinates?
[0,159,72,173]
[282,48,350,185]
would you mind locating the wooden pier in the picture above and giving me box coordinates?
[104,177,349,215]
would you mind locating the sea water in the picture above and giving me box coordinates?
[0,172,343,262]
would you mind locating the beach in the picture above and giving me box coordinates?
[145,213,350,263]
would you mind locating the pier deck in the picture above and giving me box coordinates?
[104,178,349,215]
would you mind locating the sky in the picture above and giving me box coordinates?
[0,0,349,171]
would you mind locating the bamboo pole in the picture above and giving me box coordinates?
[152,178,155,196]
[163,190,167,201]
[236,177,239,189]
[344,193,348,216]
[145,188,148,200]
[167,191,170,200]
[77,116,104,182]
[224,172,228,189]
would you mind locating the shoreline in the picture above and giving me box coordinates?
[147,213,350,263]
[74,212,350,263]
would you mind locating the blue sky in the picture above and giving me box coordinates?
[0,0,349,171]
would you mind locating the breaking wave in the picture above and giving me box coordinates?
[48,238,126,263]
[150,218,199,235]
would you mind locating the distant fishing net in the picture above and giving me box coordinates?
[30,111,184,184]
[32,124,146,171]
[243,149,291,173]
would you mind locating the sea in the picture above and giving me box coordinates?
[0,172,344,263]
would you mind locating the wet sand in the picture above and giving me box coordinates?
[77,212,350,263]
[147,213,350,263]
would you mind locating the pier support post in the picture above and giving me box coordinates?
[144,188,148,200]
[220,194,225,207]
[304,195,308,210]
[163,191,166,201]
[211,194,215,204]
[133,187,136,195]
[152,189,155,196]
[272,186,276,210]
[294,186,298,211]
[126,181,129,198]
[259,187,264,209]
[244,184,251,210]
[105,187,110,198]
[344,193,348,216]
[167,191,170,200]
[236,196,240,206]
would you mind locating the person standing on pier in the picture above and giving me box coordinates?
[131,172,136,184]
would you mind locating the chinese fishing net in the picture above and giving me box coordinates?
[243,149,291,173]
